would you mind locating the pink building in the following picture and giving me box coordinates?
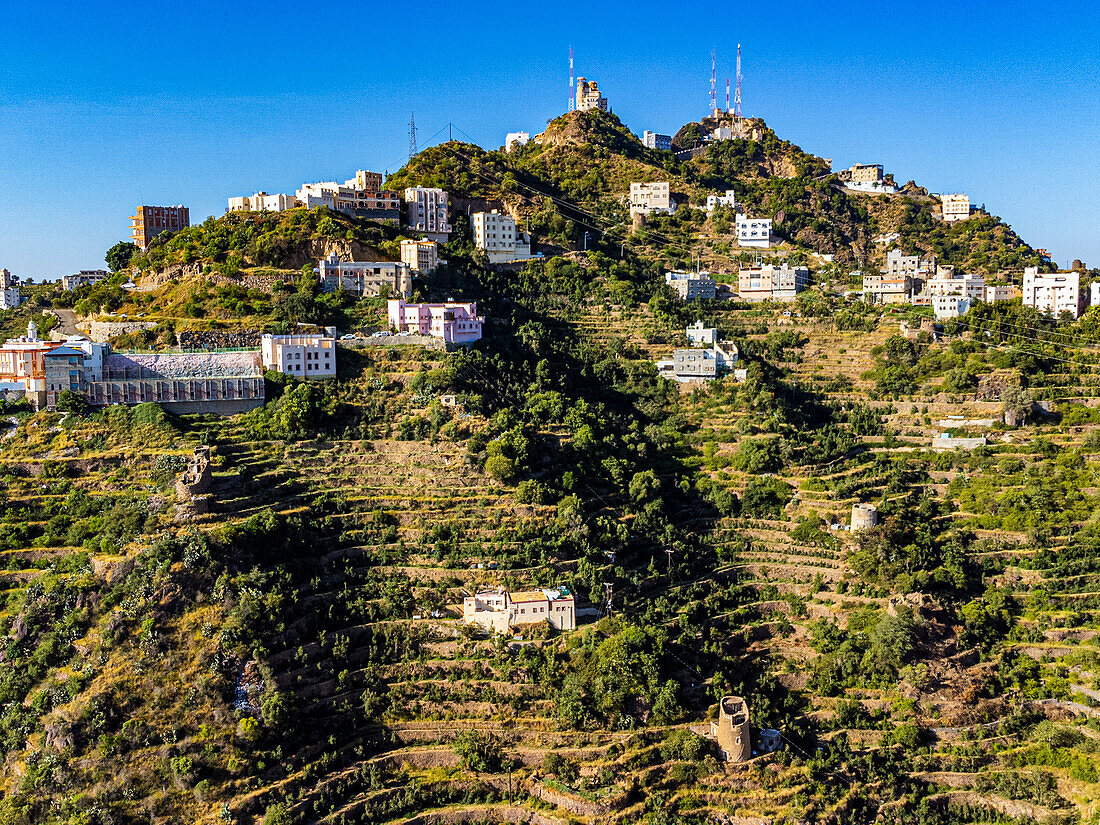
[387,299,484,344]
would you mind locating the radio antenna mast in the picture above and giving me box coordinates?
[569,47,575,112]
[734,44,743,134]
[710,48,717,117]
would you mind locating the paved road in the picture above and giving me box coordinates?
[46,308,81,338]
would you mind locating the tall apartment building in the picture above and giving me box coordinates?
[130,205,189,249]
[1023,266,1084,319]
[941,193,971,222]
[575,78,607,112]
[0,268,22,309]
[261,333,336,379]
[505,131,530,152]
[665,271,716,302]
[388,299,484,345]
[228,192,298,213]
[471,211,532,264]
[706,190,737,211]
[630,182,674,216]
[642,130,672,151]
[737,264,809,302]
[61,270,110,291]
[735,215,772,248]
[316,255,412,298]
[400,239,439,273]
[403,187,451,241]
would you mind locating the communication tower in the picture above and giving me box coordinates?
[734,44,743,135]
[409,111,418,157]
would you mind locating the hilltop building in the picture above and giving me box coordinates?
[735,215,772,248]
[316,255,412,298]
[400,239,439,274]
[261,333,336,379]
[1023,267,1084,319]
[228,192,298,213]
[575,78,607,112]
[296,172,400,223]
[130,205,189,250]
[665,271,716,302]
[630,182,675,216]
[403,187,452,242]
[840,163,897,194]
[463,587,576,634]
[642,130,672,151]
[941,194,971,222]
[387,299,484,345]
[471,211,533,263]
[61,270,110,291]
[505,132,529,152]
[706,190,738,212]
[0,268,22,309]
[737,263,809,302]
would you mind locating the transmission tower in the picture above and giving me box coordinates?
[709,48,717,117]
[569,46,575,112]
[409,111,418,158]
[734,44,743,135]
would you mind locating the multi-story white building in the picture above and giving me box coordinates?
[388,299,484,344]
[61,270,110,291]
[665,271,716,302]
[316,255,412,298]
[261,333,336,379]
[403,187,451,242]
[735,215,772,248]
[668,342,738,382]
[575,78,607,112]
[471,211,533,264]
[932,295,973,320]
[737,264,809,302]
[706,190,737,212]
[686,320,717,345]
[841,163,897,193]
[228,191,299,213]
[1023,267,1084,319]
[941,194,971,222]
[463,587,576,634]
[883,248,937,281]
[985,285,1021,303]
[642,130,672,151]
[712,125,734,141]
[505,131,530,152]
[630,182,675,216]
[0,268,22,309]
[400,239,439,273]
[924,270,986,301]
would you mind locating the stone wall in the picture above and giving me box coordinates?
[176,330,262,350]
[86,320,157,342]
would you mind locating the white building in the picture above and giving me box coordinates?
[665,271,716,301]
[985,285,1021,303]
[295,172,400,222]
[941,194,971,222]
[642,130,672,151]
[227,192,299,213]
[658,342,738,383]
[737,264,809,302]
[630,182,675,216]
[261,333,336,379]
[1092,281,1100,310]
[471,211,533,264]
[463,587,576,634]
[0,269,21,310]
[736,215,772,248]
[686,320,717,345]
[706,190,737,212]
[575,78,607,112]
[61,270,110,291]
[862,272,912,305]
[841,164,897,194]
[924,271,986,301]
[712,125,734,141]
[403,187,451,242]
[388,299,484,345]
[505,131,530,152]
[400,239,439,273]
[1023,267,1084,319]
[932,295,973,319]
[316,255,412,298]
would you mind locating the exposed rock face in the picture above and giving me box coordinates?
[176,330,262,350]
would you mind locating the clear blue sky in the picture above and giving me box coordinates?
[2,0,1097,280]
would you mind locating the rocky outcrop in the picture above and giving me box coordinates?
[175,445,214,521]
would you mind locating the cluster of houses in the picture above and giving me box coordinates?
[664,261,810,305]
[861,250,1088,320]
[657,320,741,384]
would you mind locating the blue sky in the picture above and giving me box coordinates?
[1,0,1097,279]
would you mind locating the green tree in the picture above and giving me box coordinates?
[105,241,138,272]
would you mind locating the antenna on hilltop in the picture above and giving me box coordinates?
[726,78,730,113]
[569,46,575,112]
[734,44,743,134]
[409,112,418,158]
[710,48,717,117]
